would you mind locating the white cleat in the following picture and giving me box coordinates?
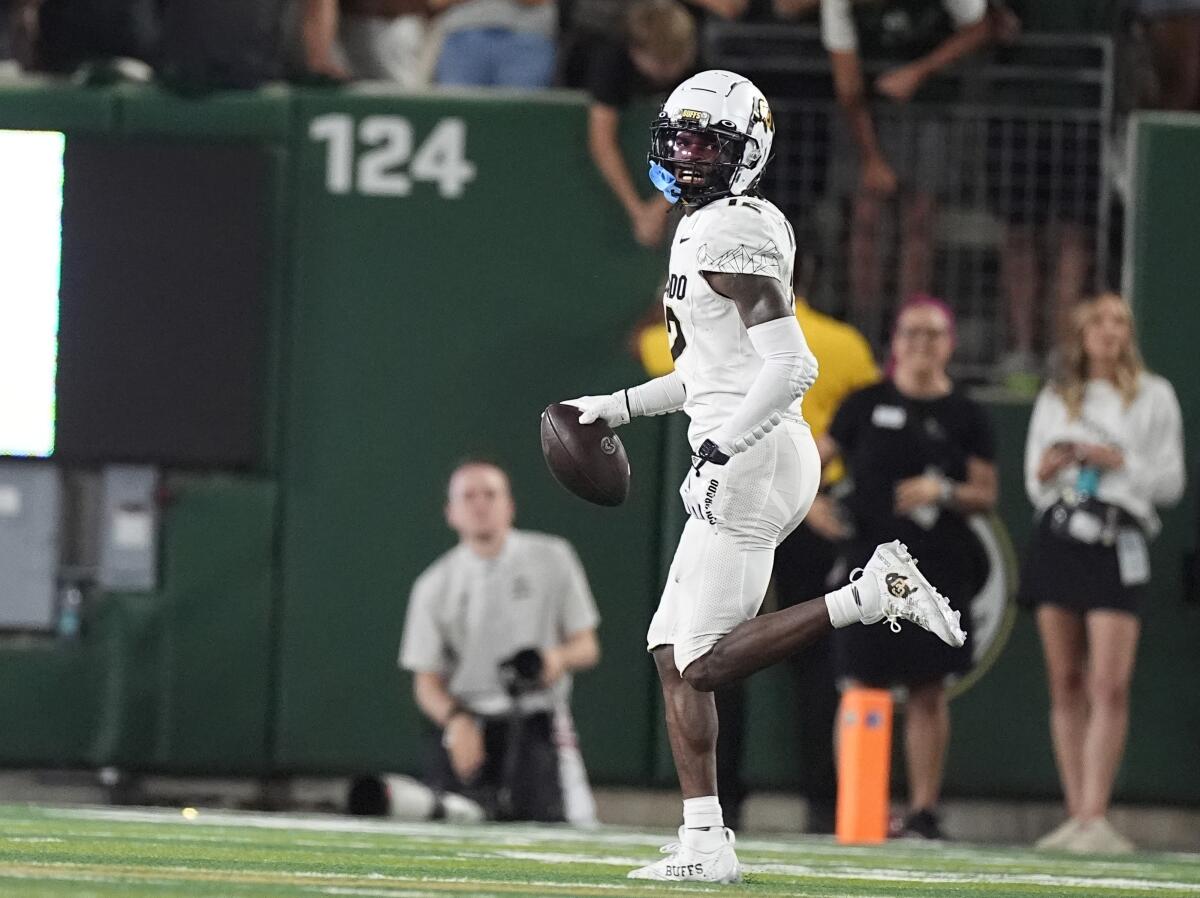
[852,540,967,647]
[627,826,742,883]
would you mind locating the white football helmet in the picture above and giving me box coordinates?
[648,69,775,207]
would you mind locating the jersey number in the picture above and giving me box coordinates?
[665,307,686,361]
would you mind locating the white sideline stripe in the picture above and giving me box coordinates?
[4,825,379,852]
[742,863,1200,893]
[41,805,1200,872]
[9,859,1200,897]
[317,890,442,897]
[490,846,1200,891]
[37,806,675,847]
[7,863,724,895]
[483,850,1200,893]
[472,850,646,866]
[0,868,444,898]
[23,805,1200,892]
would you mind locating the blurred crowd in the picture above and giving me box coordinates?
[3,2,1197,382]
[0,2,1194,105]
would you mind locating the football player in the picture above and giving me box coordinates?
[562,70,966,882]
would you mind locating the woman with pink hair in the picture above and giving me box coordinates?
[819,295,999,839]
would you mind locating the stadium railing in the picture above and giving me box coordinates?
[706,24,1114,382]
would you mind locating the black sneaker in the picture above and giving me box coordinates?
[900,808,947,840]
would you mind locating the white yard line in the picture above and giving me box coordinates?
[742,862,1200,893]
[317,890,443,897]
[476,848,1200,893]
[7,859,1200,898]
[16,805,1200,895]
[33,805,1200,871]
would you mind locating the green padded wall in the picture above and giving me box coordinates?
[1121,112,1200,803]
[152,479,278,772]
[0,479,276,771]
[0,643,99,766]
[273,89,665,779]
[0,80,115,131]
[0,87,1195,804]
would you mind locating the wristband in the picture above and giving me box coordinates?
[938,477,955,506]
[698,439,730,466]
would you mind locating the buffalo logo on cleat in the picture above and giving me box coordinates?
[886,573,915,599]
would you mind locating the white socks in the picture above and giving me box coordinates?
[825,581,862,628]
[827,570,886,627]
[683,796,726,850]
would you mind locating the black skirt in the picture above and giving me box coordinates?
[1017,512,1144,616]
[832,528,983,689]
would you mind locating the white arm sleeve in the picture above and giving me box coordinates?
[711,316,818,455]
[625,371,687,418]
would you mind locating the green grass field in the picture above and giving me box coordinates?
[2,804,1199,897]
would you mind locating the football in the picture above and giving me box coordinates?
[540,403,630,507]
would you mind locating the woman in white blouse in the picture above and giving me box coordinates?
[1020,293,1185,854]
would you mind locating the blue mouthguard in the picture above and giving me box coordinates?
[648,162,681,204]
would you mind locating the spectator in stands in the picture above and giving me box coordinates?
[680,0,750,36]
[15,0,159,74]
[820,294,998,839]
[1020,293,1184,854]
[1139,0,1200,110]
[820,0,994,343]
[773,0,820,19]
[0,2,13,62]
[559,0,697,247]
[399,459,601,822]
[432,0,556,88]
[988,1,1118,382]
[301,0,430,85]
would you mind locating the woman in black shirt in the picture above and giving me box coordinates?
[820,294,998,839]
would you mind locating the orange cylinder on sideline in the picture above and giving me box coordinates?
[835,687,893,844]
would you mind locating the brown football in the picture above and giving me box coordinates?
[540,403,630,507]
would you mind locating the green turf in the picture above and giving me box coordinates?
[1,804,1198,897]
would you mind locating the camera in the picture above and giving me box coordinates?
[498,648,544,697]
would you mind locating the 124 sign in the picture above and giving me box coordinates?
[309,114,476,199]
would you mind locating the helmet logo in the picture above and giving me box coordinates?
[677,108,711,128]
[755,97,774,133]
[600,436,619,456]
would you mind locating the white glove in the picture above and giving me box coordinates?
[679,440,730,525]
[562,392,630,428]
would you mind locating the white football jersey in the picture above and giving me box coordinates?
[662,195,804,447]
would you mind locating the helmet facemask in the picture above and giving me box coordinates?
[648,121,755,207]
